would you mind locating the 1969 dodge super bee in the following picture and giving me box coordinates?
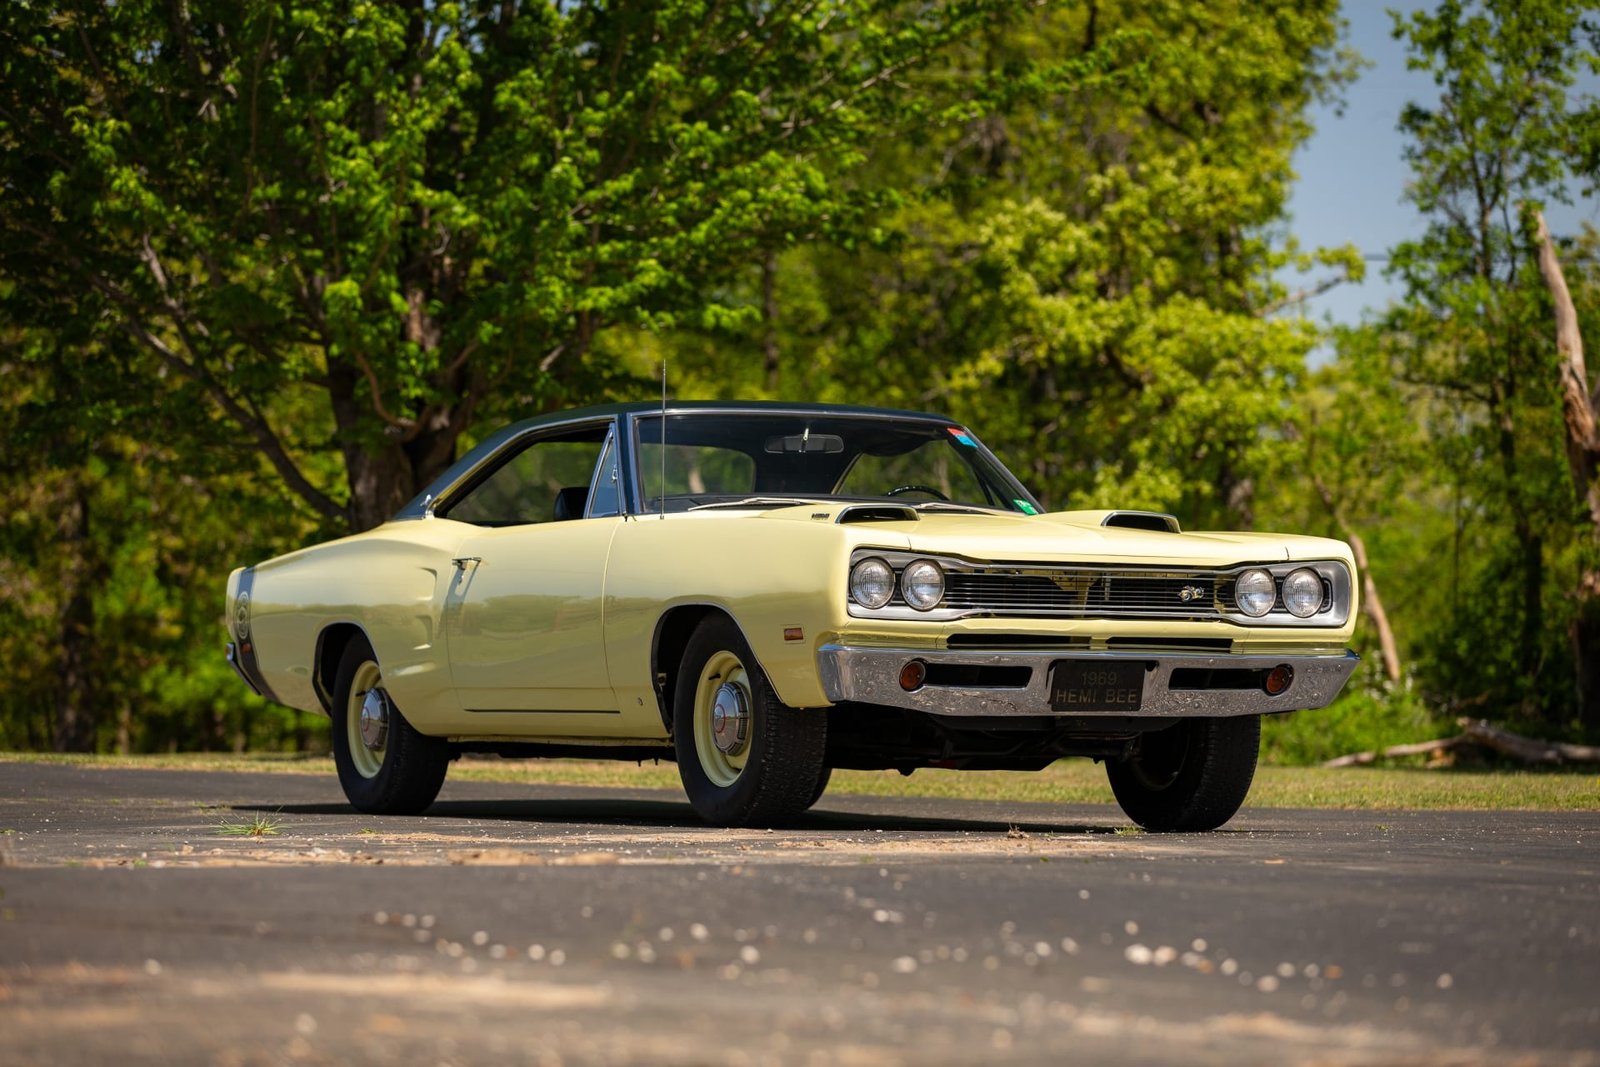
[226,402,1359,830]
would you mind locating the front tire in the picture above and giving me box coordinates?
[673,616,827,827]
[1106,716,1260,832]
[331,634,450,815]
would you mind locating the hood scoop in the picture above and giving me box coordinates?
[835,504,920,524]
[1101,510,1181,533]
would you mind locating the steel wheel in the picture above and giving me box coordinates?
[330,633,450,816]
[691,650,753,787]
[344,660,387,779]
[672,615,827,827]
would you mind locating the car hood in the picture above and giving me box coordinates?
[752,504,1352,567]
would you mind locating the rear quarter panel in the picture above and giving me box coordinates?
[235,521,467,719]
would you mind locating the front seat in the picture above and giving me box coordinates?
[552,486,589,521]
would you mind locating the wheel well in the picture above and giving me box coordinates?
[651,605,733,733]
[314,623,369,713]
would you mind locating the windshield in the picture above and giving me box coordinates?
[633,413,1042,515]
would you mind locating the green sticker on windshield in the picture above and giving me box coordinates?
[1014,500,1039,515]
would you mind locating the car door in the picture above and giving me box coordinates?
[436,420,626,725]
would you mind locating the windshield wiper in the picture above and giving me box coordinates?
[909,501,1013,515]
[686,496,825,512]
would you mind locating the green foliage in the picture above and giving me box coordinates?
[0,340,327,752]
[0,0,1063,530]
[1262,669,1438,767]
[3,0,1105,751]
[650,2,1360,527]
[29,0,1594,760]
[1374,0,1600,733]
[214,813,282,837]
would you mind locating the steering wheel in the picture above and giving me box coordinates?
[884,484,950,501]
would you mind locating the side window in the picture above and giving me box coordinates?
[441,428,608,526]
[587,433,621,518]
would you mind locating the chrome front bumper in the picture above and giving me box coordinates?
[817,645,1360,719]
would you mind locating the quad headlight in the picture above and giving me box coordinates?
[850,557,895,609]
[1234,568,1276,617]
[1281,567,1324,618]
[901,559,945,611]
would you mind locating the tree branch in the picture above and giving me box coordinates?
[1258,272,1351,317]
[1531,208,1600,531]
[351,350,419,433]
[17,219,348,524]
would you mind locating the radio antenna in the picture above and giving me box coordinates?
[659,359,667,520]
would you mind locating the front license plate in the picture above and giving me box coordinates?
[1049,660,1145,712]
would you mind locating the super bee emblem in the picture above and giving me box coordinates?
[1177,584,1207,603]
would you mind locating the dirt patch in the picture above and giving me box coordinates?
[14,825,1130,870]
[255,971,611,1009]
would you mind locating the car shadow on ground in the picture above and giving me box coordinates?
[231,796,1122,836]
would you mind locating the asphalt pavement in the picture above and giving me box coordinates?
[1,760,1596,1066]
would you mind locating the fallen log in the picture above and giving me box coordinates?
[1457,718,1600,765]
[1320,719,1600,768]
[1320,736,1469,769]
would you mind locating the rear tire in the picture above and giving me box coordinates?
[331,634,449,815]
[1106,716,1260,832]
[673,616,827,827]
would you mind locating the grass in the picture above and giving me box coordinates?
[4,750,1597,811]
[213,812,282,837]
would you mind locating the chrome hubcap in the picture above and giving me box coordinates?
[358,688,391,751]
[710,681,750,756]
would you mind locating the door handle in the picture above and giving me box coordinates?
[451,557,482,570]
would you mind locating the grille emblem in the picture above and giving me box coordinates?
[1177,584,1206,603]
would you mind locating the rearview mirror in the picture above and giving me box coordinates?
[765,432,844,454]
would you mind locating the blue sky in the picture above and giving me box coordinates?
[1282,2,1600,327]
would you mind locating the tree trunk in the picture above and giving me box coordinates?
[1532,210,1600,735]
[1532,212,1600,526]
[326,358,466,532]
[1311,473,1403,683]
[1347,531,1402,685]
[52,484,97,753]
[761,252,781,395]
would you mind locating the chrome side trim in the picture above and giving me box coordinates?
[226,642,264,698]
[225,565,281,703]
[817,645,1360,719]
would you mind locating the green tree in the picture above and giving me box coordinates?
[1385,0,1600,733]
[0,0,1034,532]
[0,318,320,752]
[658,2,1360,528]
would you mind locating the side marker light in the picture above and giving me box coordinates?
[1264,665,1294,696]
[899,661,927,692]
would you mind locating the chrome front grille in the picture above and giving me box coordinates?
[846,549,1353,627]
[943,568,1223,619]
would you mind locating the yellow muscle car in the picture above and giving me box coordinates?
[226,402,1358,830]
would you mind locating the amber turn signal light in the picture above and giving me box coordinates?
[1264,664,1294,696]
[898,660,927,692]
